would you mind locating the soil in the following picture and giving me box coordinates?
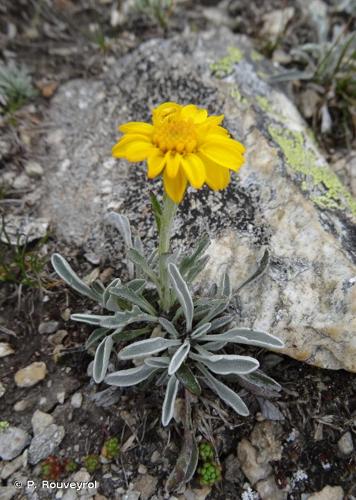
[0,1,355,499]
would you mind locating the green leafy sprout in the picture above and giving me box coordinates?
[0,62,37,114]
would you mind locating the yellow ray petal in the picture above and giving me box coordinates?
[124,141,157,162]
[205,134,246,154]
[165,152,181,178]
[112,134,151,157]
[163,167,187,203]
[181,154,206,189]
[181,104,208,124]
[119,122,154,136]
[204,160,231,190]
[198,144,244,171]
[147,152,167,178]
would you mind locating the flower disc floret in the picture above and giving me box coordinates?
[112,102,245,203]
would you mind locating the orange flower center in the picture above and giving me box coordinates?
[152,118,198,154]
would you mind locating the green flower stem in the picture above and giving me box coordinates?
[158,194,178,312]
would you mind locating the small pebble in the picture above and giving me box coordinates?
[14,399,30,412]
[71,392,83,408]
[57,391,65,404]
[25,160,44,178]
[15,362,47,388]
[0,342,15,358]
[337,431,354,456]
[138,464,147,474]
[38,320,60,334]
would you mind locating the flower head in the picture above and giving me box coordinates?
[112,102,245,203]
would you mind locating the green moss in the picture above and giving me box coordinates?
[268,126,356,215]
[210,47,244,78]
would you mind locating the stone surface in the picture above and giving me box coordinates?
[0,451,27,480]
[237,438,272,485]
[28,423,65,464]
[0,426,30,461]
[0,382,5,398]
[71,391,83,408]
[14,362,47,387]
[31,410,54,435]
[308,485,344,500]
[40,28,356,372]
[256,475,286,500]
[337,431,353,456]
[250,422,283,463]
[38,320,60,334]
[25,160,44,178]
[0,342,14,358]
[132,473,158,500]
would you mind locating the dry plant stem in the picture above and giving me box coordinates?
[159,194,178,312]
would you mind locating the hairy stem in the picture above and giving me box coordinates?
[158,194,178,312]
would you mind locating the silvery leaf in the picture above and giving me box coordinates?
[208,315,233,332]
[238,369,282,396]
[196,299,228,327]
[128,248,159,286]
[127,279,146,293]
[144,356,170,368]
[198,365,249,416]
[51,254,101,302]
[201,341,227,352]
[162,375,180,426]
[118,337,181,360]
[168,263,194,332]
[218,272,231,298]
[159,317,180,338]
[191,322,212,339]
[105,364,156,387]
[93,335,114,383]
[99,306,157,329]
[103,278,121,308]
[71,313,107,326]
[85,327,110,349]
[191,351,259,375]
[106,212,132,248]
[179,234,210,276]
[109,286,156,315]
[185,255,209,283]
[168,340,191,375]
[200,328,284,349]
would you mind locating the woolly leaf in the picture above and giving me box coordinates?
[168,340,191,375]
[176,365,201,396]
[118,337,181,360]
[51,253,100,302]
[200,328,284,349]
[93,335,114,383]
[127,248,159,286]
[168,263,194,332]
[162,375,180,426]
[105,364,156,387]
[110,286,157,315]
[159,317,180,338]
[192,351,259,375]
[85,327,110,349]
[191,322,212,339]
[198,365,249,416]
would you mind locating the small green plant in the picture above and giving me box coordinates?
[198,462,222,486]
[135,0,174,29]
[0,218,48,288]
[199,442,214,462]
[40,456,64,480]
[83,454,100,473]
[0,62,37,114]
[101,437,120,460]
[0,421,9,432]
[63,458,78,474]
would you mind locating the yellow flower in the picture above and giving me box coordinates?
[112,102,245,203]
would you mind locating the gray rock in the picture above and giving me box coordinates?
[25,160,44,178]
[70,392,83,408]
[13,173,30,190]
[1,451,27,480]
[28,424,65,464]
[237,438,272,485]
[38,321,60,334]
[0,486,17,500]
[40,28,356,372]
[133,474,158,500]
[31,410,54,435]
[337,431,353,456]
[1,216,48,246]
[0,342,14,358]
[0,427,30,461]
[0,381,5,398]
[308,485,344,500]
[250,422,283,463]
[256,475,286,500]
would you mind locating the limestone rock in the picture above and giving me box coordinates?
[132,474,158,500]
[256,475,286,500]
[25,160,44,178]
[308,485,344,500]
[0,427,30,461]
[15,362,47,388]
[28,423,65,464]
[237,438,272,485]
[0,342,14,358]
[31,410,54,435]
[40,28,356,372]
[337,431,353,456]
[250,422,283,463]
